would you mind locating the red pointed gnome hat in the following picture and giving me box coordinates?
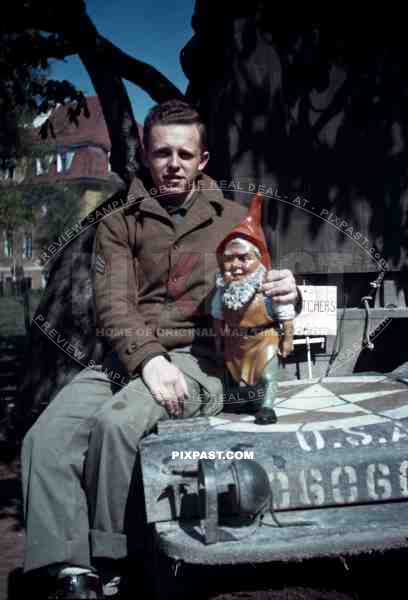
[217,192,271,269]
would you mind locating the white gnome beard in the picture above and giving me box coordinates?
[221,264,266,311]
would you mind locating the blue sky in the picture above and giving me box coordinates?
[50,0,195,125]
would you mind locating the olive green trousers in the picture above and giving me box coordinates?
[21,350,224,573]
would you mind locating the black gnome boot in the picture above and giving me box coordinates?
[254,405,278,425]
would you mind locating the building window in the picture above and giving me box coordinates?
[4,236,13,258]
[35,155,54,176]
[0,166,16,181]
[22,235,33,259]
[57,151,75,173]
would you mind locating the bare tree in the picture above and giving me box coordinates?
[0,0,187,433]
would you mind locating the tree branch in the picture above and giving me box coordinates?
[95,34,184,103]
[74,14,184,103]
[5,3,184,104]
[75,13,183,181]
[79,49,141,184]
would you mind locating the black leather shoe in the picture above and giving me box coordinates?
[49,571,104,599]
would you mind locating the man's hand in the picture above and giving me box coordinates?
[261,269,297,304]
[142,355,188,417]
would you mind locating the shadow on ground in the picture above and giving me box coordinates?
[0,456,23,600]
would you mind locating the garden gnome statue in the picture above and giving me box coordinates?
[211,193,294,424]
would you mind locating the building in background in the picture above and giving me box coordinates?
[27,95,127,216]
[0,96,140,291]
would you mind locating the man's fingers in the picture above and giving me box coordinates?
[262,283,297,303]
[264,269,293,283]
[157,383,174,398]
[174,374,189,417]
[166,400,180,417]
[154,384,179,416]
[262,283,296,297]
[175,373,189,399]
[163,379,185,417]
[263,281,292,294]
[165,397,181,418]
[266,291,297,303]
[141,357,187,418]
[262,266,297,302]
[162,396,180,417]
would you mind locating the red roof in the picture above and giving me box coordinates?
[32,95,143,152]
[33,96,111,150]
[28,96,142,184]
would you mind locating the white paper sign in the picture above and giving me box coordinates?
[294,285,337,336]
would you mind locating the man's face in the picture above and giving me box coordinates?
[222,240,262,284]
[144,124,209,200]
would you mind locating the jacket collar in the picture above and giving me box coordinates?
[127,173,224,224]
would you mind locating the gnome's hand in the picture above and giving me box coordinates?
[262,269,297,304]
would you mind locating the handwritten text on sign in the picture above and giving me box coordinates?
[294,285,337,336]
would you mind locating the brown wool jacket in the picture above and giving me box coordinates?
[94,174,248,377]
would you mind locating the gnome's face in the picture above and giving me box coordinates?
[222,239,263,283]
[220,238,266,311]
